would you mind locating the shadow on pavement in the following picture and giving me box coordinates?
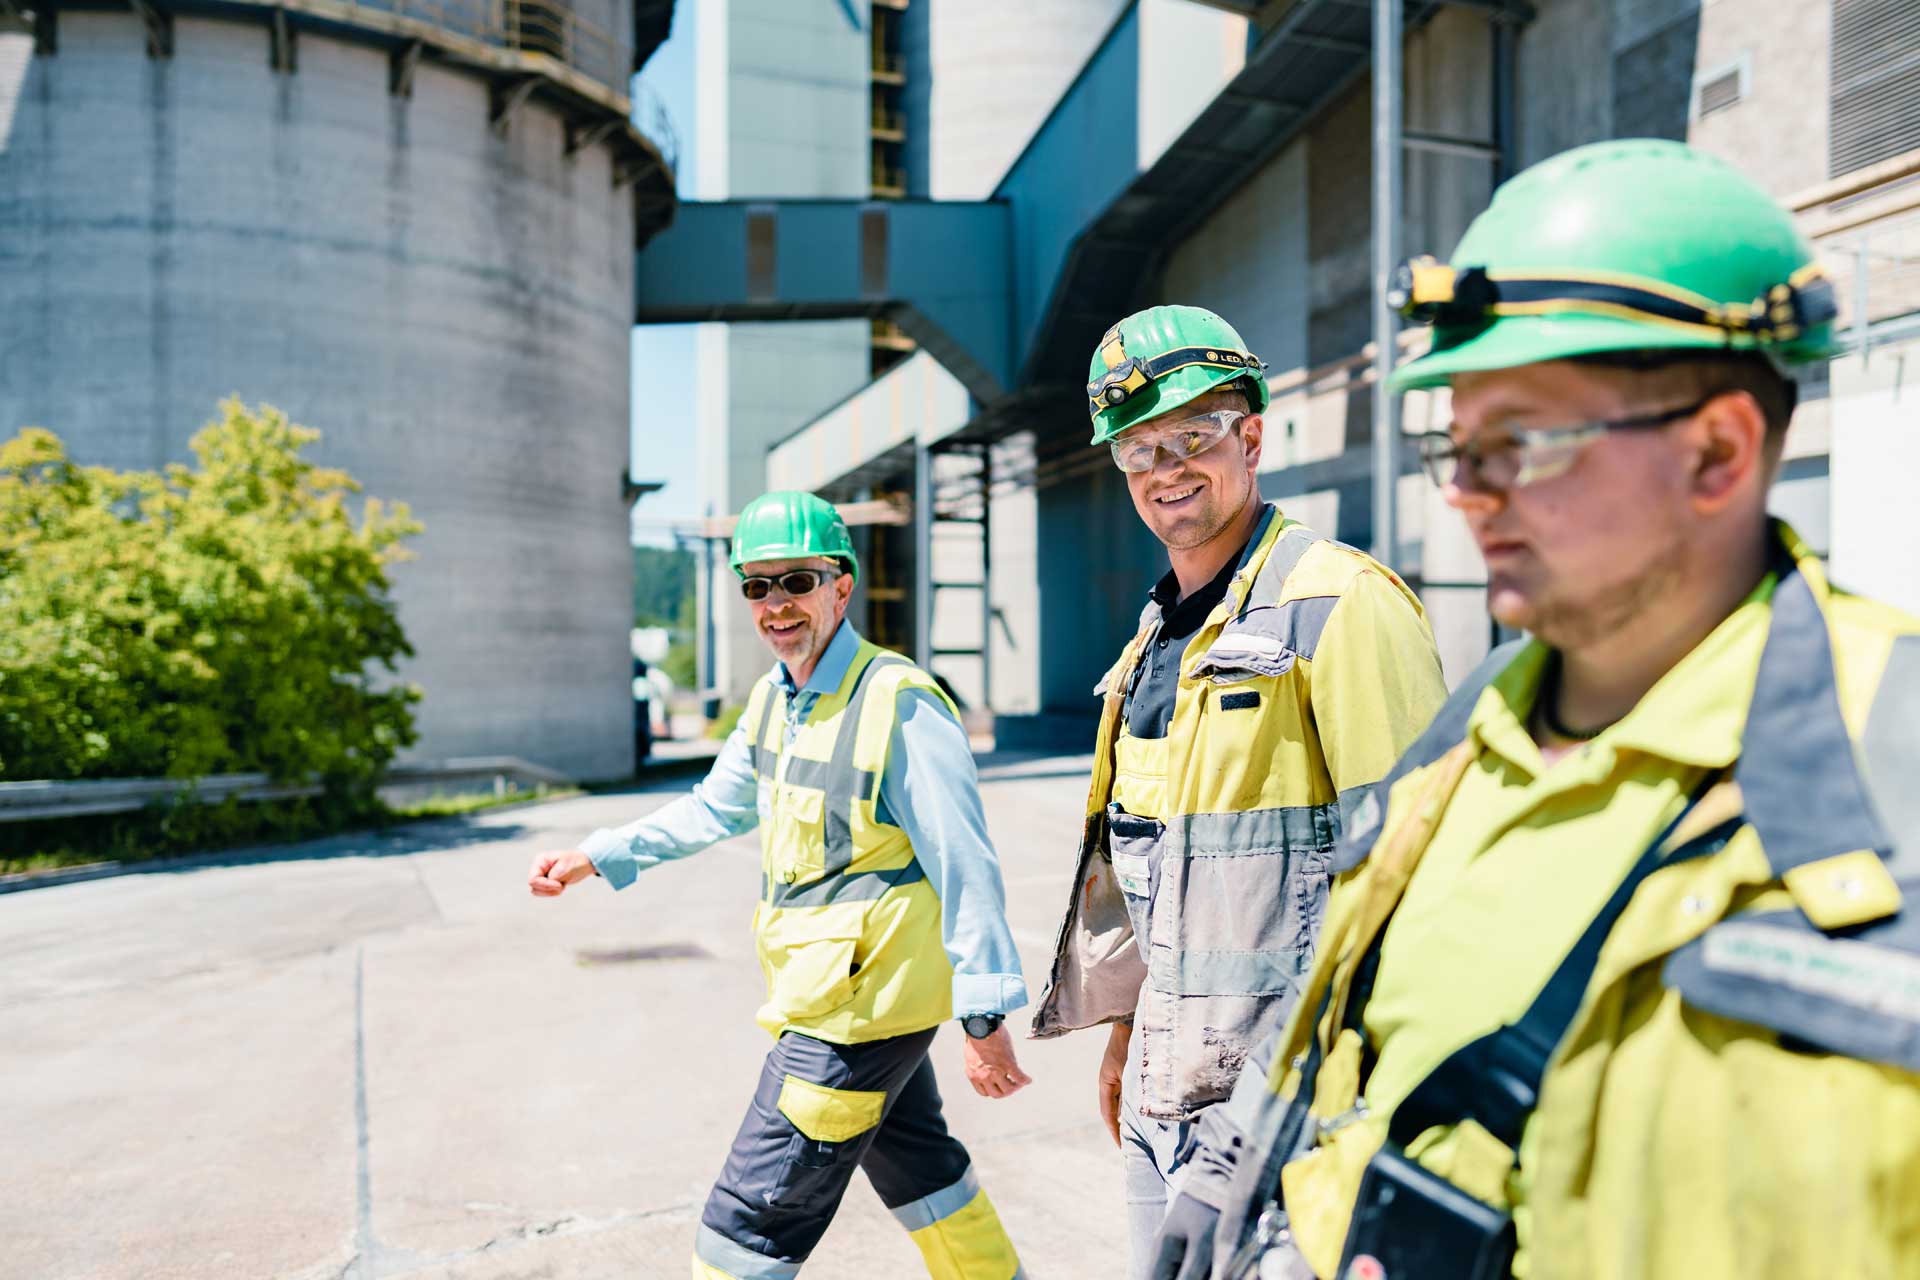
[1,812,532,896]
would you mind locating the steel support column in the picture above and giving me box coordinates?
[980,447,993,712]
[1371,0,1403,569]
[1492,16,1517,185]
[913,438,932,669]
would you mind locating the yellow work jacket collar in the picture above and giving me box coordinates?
[1455,519,1897,886]
[1468,574,1777,779]
[1125,502,1282,648]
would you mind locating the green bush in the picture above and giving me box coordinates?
[704,702,746,741]
[662,638,698,689]
[0,399,422,797]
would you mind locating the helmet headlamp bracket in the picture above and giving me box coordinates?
[1390,255,1839,348]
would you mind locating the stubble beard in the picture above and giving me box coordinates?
[1152,477,1245,552]
[1513,523,1690,654]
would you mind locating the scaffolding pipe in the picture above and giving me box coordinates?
[1492,17,1517,186]
[979,447,994,712]
[914,437,933,668]
[1371,0,1403,569]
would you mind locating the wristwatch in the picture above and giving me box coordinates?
[960,1013,1004,1040]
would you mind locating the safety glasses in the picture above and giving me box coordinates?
[1109,409,1243,474]
[739,568,837,602]
[1412,398,1711,490]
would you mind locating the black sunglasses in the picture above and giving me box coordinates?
[740,568,837,602]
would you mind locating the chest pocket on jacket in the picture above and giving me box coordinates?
[767,783,827,884]
[1189,596,1338,685]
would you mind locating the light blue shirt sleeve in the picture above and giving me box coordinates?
[580,721,760,890]
[878,689,1029,1018]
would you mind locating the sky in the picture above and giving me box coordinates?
[629,13,701,547]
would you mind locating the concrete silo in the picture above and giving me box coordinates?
[0,0,677,780]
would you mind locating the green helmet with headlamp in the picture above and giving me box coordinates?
[1086,305,1270,445]
[730,490,859,585]
[1386,138,1837,392]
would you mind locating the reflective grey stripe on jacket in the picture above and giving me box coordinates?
[752,651,921,900]
[1123,523,1350,1120]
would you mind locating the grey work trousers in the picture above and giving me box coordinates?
[1120,1059,1203,1280]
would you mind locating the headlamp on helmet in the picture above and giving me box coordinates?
[1390,254,1838,348]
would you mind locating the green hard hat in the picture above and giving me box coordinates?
[729,490,859,584]
[1388,138,1837,392]
[1086,304,1270,444]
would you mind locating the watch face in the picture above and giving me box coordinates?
[964,1014,1000,1039]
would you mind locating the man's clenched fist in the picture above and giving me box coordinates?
[528,849,598,897]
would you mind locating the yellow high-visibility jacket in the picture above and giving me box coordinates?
[741,636,958,1044]
[1220,523,1920,1278]
[1030,504,1447,1119]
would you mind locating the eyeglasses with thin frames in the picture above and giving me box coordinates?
[1411,398,1711,490]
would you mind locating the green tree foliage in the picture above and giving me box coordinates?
[0,400,422,792]
[632,544,696,627]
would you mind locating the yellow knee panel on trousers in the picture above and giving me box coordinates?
[906,1188,1021,1280]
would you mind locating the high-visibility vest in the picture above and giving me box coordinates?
[1223,522,1920,1279]
[741,636,959,1044]
[1032,504,1446,1119]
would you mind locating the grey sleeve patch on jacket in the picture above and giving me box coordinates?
[1664,905,1920,1073]
[1187,596,1340,685]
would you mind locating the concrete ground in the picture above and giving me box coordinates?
[0,754,1130,1280]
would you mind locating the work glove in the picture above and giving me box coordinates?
[1150,1192,1220,1280]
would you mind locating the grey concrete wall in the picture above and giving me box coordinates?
[1685,0,1826,196]
[1610,0,1700,142]
[1162,142,1309,382]
[726,0,868,197]
[0,13,637,780]
[912,0,1126,201]
[1830,340,1920,616]
[987,433,1041,715]
[1513,0,1616,167]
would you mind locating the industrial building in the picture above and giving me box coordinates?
[6,0,1913,779]
[640,0,1920,747]
[0,0,678,779]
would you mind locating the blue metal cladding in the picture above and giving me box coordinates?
[634,198,1014,398]
[989,4,1142,386]
[632,5,1146,404]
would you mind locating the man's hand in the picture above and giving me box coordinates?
[528,849,599,897]
[961,1026,1033,1099]
[1098,1020,1131,1146]
[1150,1192,1220,1280]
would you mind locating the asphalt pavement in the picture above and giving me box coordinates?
[0,753,1130,1280]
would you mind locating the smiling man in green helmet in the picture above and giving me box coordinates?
[529,490,1030,1280]
[1153,139,1920,1280]
[1027,305,1447,1279]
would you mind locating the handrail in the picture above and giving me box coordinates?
[331,0,635,92]
[0,757,573,824]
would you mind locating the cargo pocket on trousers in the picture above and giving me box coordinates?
[758,913,863,1021]
[778,1074,887,1169]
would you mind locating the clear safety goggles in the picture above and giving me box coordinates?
[1413,398,1710,490]
[1109,409,1243,474]
[739,568,837,602]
